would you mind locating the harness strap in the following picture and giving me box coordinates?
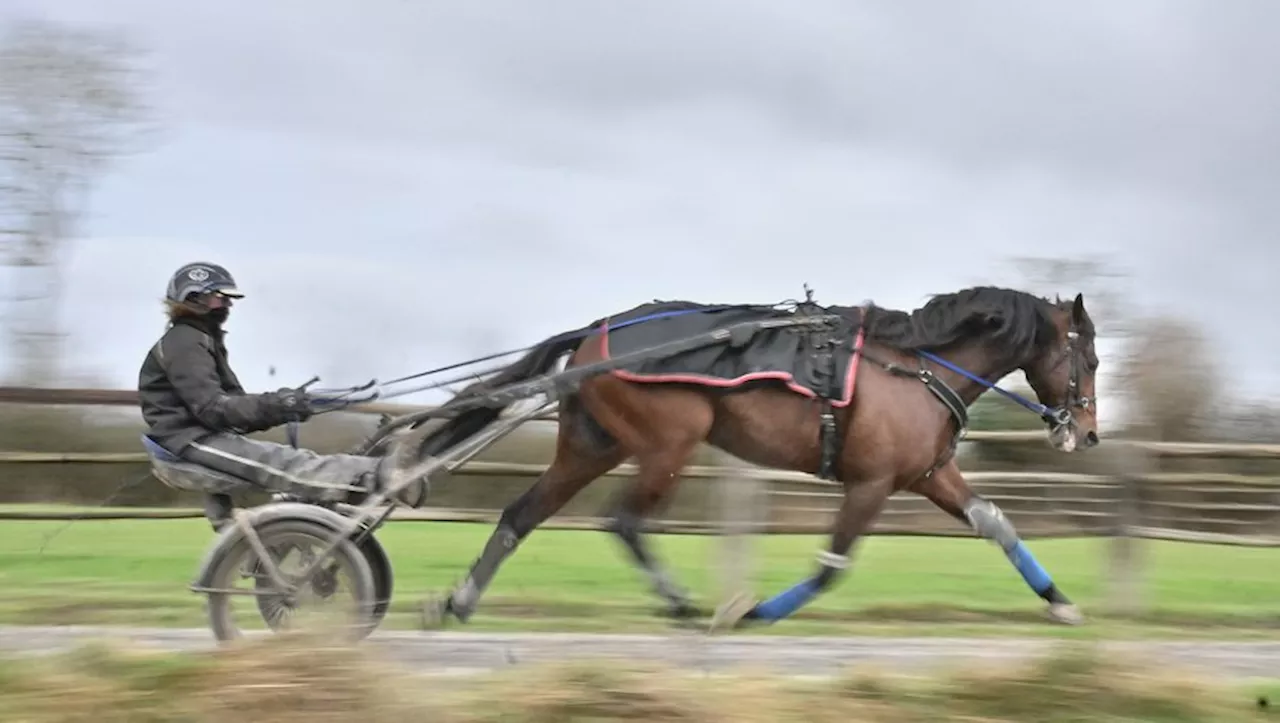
[798,300,861,482]
[809,317,845,481]
[818,400,838,480]
[853,349,970,483]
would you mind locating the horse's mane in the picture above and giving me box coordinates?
[857,286,1063,359]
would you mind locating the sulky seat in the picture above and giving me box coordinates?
[140,435,253,495]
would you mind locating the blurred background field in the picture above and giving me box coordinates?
[1,368,1277,638]
[1,516,1276,638]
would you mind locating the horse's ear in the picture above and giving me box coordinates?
[1071,293,1086,324]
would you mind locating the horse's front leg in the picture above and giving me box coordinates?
[723,477,893,628]
[431,441,624,625]
[914,460,1083,625]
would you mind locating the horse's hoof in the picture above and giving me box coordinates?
[669,602,704,620]
[670,616,705,631]
[708,591,756,634]
[419,594,450,630]
[1046,602,1084,625]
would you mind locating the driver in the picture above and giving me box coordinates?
[137,261,425,522]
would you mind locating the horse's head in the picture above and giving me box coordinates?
[1023,293,1099,452]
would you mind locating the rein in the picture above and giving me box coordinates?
[916,315,1093,432]
[295,303,824,415]
[301,295,1092,455]
[849,312,1091,482]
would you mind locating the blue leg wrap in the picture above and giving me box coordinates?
[1006,540,1053,595]
[751,578,821,622]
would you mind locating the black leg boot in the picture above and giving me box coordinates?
[203,493,234,532]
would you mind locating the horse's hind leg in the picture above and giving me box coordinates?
[604,443,705,621]
[438,398,625,625]
[579,381,714,623]
[914,460,1083,625]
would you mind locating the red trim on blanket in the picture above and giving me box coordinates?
[596,319,866,408]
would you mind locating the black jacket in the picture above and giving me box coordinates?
[138,316,291,453]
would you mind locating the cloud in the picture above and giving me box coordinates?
[4,0,1280,424]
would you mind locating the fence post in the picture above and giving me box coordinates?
[711,448,765,616]
[1105,441,1150,614]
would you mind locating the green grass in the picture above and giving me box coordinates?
[0,512,1277,637]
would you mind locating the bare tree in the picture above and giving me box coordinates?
[1118,316,1222,442]
[0,18,156,383]
[1002,256,1235,440]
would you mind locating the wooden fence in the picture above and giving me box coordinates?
[5,448,1278,543]
[2,386,1278,546]
[3,386,1279,614]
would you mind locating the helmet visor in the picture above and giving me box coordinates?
[208,284,244,299]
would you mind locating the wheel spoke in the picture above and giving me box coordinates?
[202,518,380,643]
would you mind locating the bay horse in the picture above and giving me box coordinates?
[411,285,1099,629]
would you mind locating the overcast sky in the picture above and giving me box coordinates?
[3,0,1279,429]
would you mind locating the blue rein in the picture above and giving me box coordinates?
[298,306,739,415]
[304,302,1065,428]
[916,350,1067,426]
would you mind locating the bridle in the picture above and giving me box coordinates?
[908,311,1094,439]
[1040,319,1095,433]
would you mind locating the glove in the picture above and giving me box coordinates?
[263,386,314,424]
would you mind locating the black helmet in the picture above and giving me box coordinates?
[165,262,244,304]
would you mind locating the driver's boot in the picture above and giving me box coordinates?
[378,454,429,508]
[203,493,234,532]
[350,457,429,508]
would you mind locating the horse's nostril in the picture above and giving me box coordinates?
[1085,430,1099,447]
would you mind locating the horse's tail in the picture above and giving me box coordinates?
[413,325,593,459]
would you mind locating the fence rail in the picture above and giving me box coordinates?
[3,447,1279,545]
[10,385,1280,454]
[3,388,1280,549]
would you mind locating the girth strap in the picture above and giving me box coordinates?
[804,311,854,481]
[818,399,839,480]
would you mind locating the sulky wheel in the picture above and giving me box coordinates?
[203,518,379,643]
[355,535,394,628]
[250,537,391,634]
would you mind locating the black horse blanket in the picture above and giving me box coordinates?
[593,300,866,406]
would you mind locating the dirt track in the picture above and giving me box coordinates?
[0,626,1276,680]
